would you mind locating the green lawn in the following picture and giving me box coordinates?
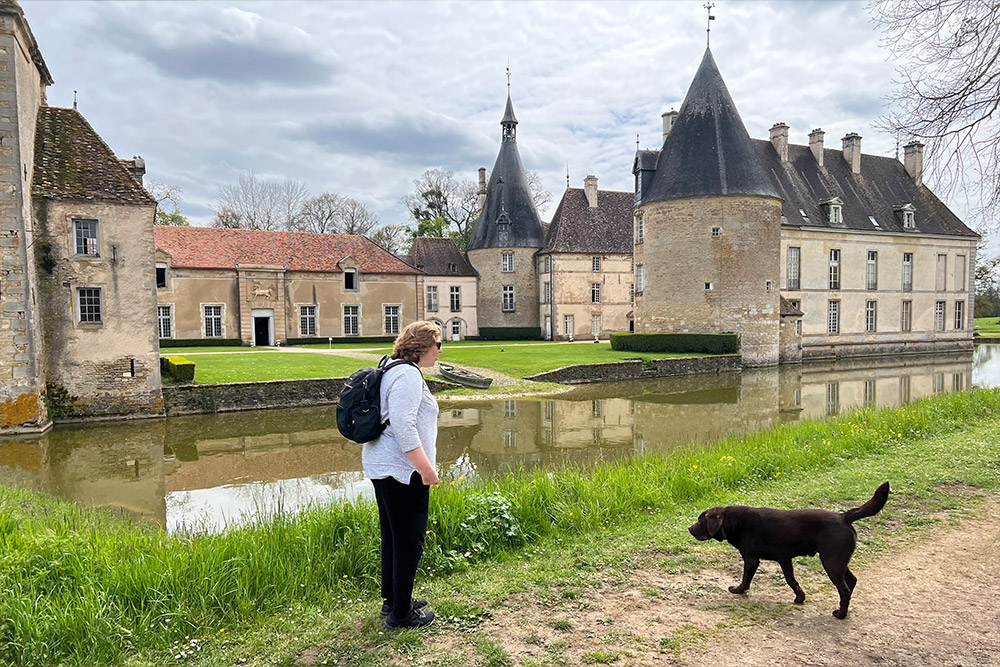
[974,316,1000,337]
[188,352,370,384]
[160,346,268,355]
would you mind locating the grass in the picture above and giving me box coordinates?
[2,389,999,665]
[974,316,1000,337]
[183,352,371,383]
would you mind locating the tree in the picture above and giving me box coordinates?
[525,170,553,211]
[370,223,410,254]
[402,169,480,244]
[293,193,345,234]
[338,197,380,235]
[212,170,307,230]
[146,181,190,226]
[975,230,1000,291]
[872,1,1000,218]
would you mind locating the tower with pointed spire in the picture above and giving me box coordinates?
[467,85,545,336]
[633,48,783,366]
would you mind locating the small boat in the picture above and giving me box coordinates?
[439,363,493,389]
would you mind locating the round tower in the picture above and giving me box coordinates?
[634,49,783,366]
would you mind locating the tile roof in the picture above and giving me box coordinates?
[399,237,475,276]
[33,107,156,205]
[154,226,422,274]
[755,140,978,238]
[542,188,634,254]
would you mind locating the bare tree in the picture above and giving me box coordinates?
[402,169,480,240]
[146,181,190,226]
[872,0,1000,220]
[525,170,552,211]
[370,223,411,254]
[212,170,308,230]
[293,193,345,234]
[339,197,380,235]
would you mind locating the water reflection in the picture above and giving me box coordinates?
[1,348,997,533]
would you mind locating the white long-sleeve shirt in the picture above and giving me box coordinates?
[361,362,438,484]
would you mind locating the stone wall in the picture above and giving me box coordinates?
[468,246,539,329]
[802,337,973,360]
[525,354,741,384]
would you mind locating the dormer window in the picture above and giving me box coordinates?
[820,197,844,225]
[448,262,458,274]
[894,203,916,230]
[344,268,358,291]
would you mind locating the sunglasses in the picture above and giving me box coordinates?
[435,341,442,349]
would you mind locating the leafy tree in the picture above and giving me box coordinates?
[147,181,190,226]
[212,170,307,230]
[156,208,190,226]
[872,1,1000,217]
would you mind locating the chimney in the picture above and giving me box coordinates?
[661,109,678,142]
[122,155,145,184]
[808,128,825,167]
[477,167,487,210]
[769,122,789,163]
[583,174,598,208]
[842,133,862,174]
[904,141,924,186]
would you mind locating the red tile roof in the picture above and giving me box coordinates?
[154,226,422,274]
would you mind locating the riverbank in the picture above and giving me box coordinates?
[1,389,998,665]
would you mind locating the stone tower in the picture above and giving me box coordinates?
[467,91,544,336]
[633,48,783,366]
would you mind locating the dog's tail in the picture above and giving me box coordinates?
[841,482,890,524]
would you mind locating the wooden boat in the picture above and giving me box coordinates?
[439,363,493,389]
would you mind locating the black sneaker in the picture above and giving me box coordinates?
[379,599,428,618]
[384,608,435,630]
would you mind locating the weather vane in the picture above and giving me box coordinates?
[506,64,511,92]
[636,133,640,151]
[704,2,716,47]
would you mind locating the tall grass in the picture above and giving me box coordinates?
[1,389,999,665]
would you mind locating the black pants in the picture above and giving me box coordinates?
[371,471,429,620]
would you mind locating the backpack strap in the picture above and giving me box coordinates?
[379,357,421,429]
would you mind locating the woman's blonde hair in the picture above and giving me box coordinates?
[391,320,441,362]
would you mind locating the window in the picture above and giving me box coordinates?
[828,249,840,290]
[592,399,603,418]
[629,283,634,303]
[864,379,876,407]
[795,319,802,336]
[592,256,601,272]
[503,431,517,448]
[564,314,574,336]
[450,286,461,312]
[786,246,800,290]
[955,300,965,330]
[203,304,222,337]
[957,255,967,291]
[299,305,317,337]
[899,375,911,404]
[156,262,167,288]
[866,251,878,290]
[705,282,713,290]
[826,381,839,416]
[448,262,457,274]
[903,209,915,229]
[831,204,842,224]
[936,254,947,291]
[502,285,515,312]
[636,264,645,292]
[344,269,358,291]
[635,211,644,244]
[73,219,100,256]
[865,300,877,333]
[591,283,601,303]
[343,304,359,336]
[384,305,400,335]
[501,252,514,272]
[504,400,517,418]
[902,252,913,292]
[157,305,172,338]
[934,300,946,331]
[827,300,840,334]
[426,286,438,312]
[543,281,551,304]
[711,227,721,237]
[543,255,551,273]
[901,300,912,332]
[591,314,601,338]
[766,280,772,292]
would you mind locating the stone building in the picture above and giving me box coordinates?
[399,236,479,340]
[1,0,161,432]
[538,177,635,340]
[466,92,545,337]
[153,226,423,345]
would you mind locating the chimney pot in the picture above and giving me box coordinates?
[769,122,789,162]
[583,174,598,208]
[842,133,862,174]
[904,141,924,186]
[809,128,825,167]
[661,109,678,142]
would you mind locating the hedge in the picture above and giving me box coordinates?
[159,338,242,348]
[478,327,541,341]
[286,336,396,345]
[609,332,739,354]
[161,355,196,382]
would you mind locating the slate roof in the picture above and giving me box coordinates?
[467,94,545,250]
[643,48,780,204]
[542,188,634,254]
[154,226,422,274]
[754,140,978,238]
[780,297,803,317]
[33,107,155,205]
[399,237,475,276]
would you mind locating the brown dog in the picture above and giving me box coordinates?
[689,482,889,619]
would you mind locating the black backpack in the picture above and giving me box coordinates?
[337,355,418,444]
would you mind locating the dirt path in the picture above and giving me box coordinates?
[455,495,1000,667]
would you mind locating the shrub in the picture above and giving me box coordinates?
[286,336,395,345]
[161,355,196,382]
[610,332,739,354]
[478,327,540,340]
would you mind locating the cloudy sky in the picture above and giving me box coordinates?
[25,1,940,230]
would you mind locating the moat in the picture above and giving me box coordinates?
[2,347,998,533]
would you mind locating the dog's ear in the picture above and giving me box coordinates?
[704,509,725,539]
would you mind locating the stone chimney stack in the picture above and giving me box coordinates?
[904,140,924,186]
[477,167,487,210]
[583,174,598,208]
[842,133,862,174]
[661,109,678,142]
[769,122,789,162]
[809,128,825,167]
[123,155,146,184]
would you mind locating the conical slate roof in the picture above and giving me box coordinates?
[467,94,544,250]
[643,48,780,203]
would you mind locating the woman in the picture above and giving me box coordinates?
[362,320,441,629]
